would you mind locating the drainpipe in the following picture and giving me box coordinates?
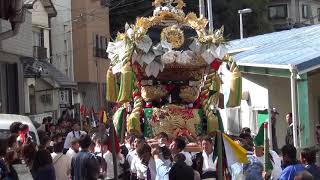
[207,0,213,33]
[48,17,53,63]
[290,65,299,148]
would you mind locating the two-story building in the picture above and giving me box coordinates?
[23,0,77,122]
[268,0,320,30]
[0,0,34,114]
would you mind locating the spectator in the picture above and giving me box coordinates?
[158,132,170,147]
[7,134,18,150]
[134,143,156,180]
[152,145,172,180]
[17,124,32,144]
[9,122,22,134]
[39,135,51,150]
[125,133,136,151]
[103,140,126,179]
[37,117,48,132]
[316,125,320,145]
[89,141,96,154]
[71,134,100,180]
[32,149,55,180]
[240,127,251,136]
[294,171,314,180]
[300,148,320,178]
[169,154,194,180]
[63,123,86,153]
[5,150,20,180]
[128,135,145,168]
[66,138,80,159]
[169,137,192,166]
[285,113,294,146]
[0,138,9,179]
[21,143,37,169]
[46,116,53,132]
[279,145,305,180]
[254,143,282,179]
[51,141,71,180]
[192,136,217,179]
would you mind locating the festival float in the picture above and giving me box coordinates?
[106,0,242,143]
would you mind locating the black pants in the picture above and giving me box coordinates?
[201,171,217,179]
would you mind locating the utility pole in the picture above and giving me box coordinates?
[199,0,205,17]
[238,8,252,39]
[207,0,213,32]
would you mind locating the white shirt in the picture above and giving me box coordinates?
[131,156,156,180]
[127,150,137,167]
[51,152,71,180]
[63,130,86,149]
[37,124,46,131]
[202,151,217,173]
[66,148,77,159]
[181,151,193,166]
[103,151,124,179]
[256,150,282,180]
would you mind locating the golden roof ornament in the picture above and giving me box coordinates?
[153,0,185,17]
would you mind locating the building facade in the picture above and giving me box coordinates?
[268,0,320,30]
[71,0,110,111]
[0,10,33,114]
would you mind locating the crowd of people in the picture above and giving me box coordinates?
[0,114,319,180]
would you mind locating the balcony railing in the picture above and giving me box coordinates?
[33,46,47,60]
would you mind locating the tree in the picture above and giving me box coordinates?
[212,0,273,40]
[109,0,273,40]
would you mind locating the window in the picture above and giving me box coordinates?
[302,5,310,19]
[33,28,44,47]
[93,33,108,59]
[268,4,288,19]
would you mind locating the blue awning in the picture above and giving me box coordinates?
[227,25,320,74]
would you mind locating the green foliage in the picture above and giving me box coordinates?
[212,0,273,39]
[109,0,273,39]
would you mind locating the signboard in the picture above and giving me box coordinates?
[59,90,69,104]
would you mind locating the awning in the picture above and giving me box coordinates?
[21,57,77,88]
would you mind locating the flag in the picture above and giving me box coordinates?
[254,123,265,147]
[107,126,121,154]
[222,133,248,166]
[254,123,273,171]
[113,107,126,136]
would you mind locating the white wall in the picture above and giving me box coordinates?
[241,74,292,149]
[31,0,49,27]
[1,11,33,57]
[31,0,52,57]
[50,0,74,80]
[35,78,59,114]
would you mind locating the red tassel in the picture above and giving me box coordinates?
[210,59,222,71]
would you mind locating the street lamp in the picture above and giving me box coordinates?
[238,8,252,39]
